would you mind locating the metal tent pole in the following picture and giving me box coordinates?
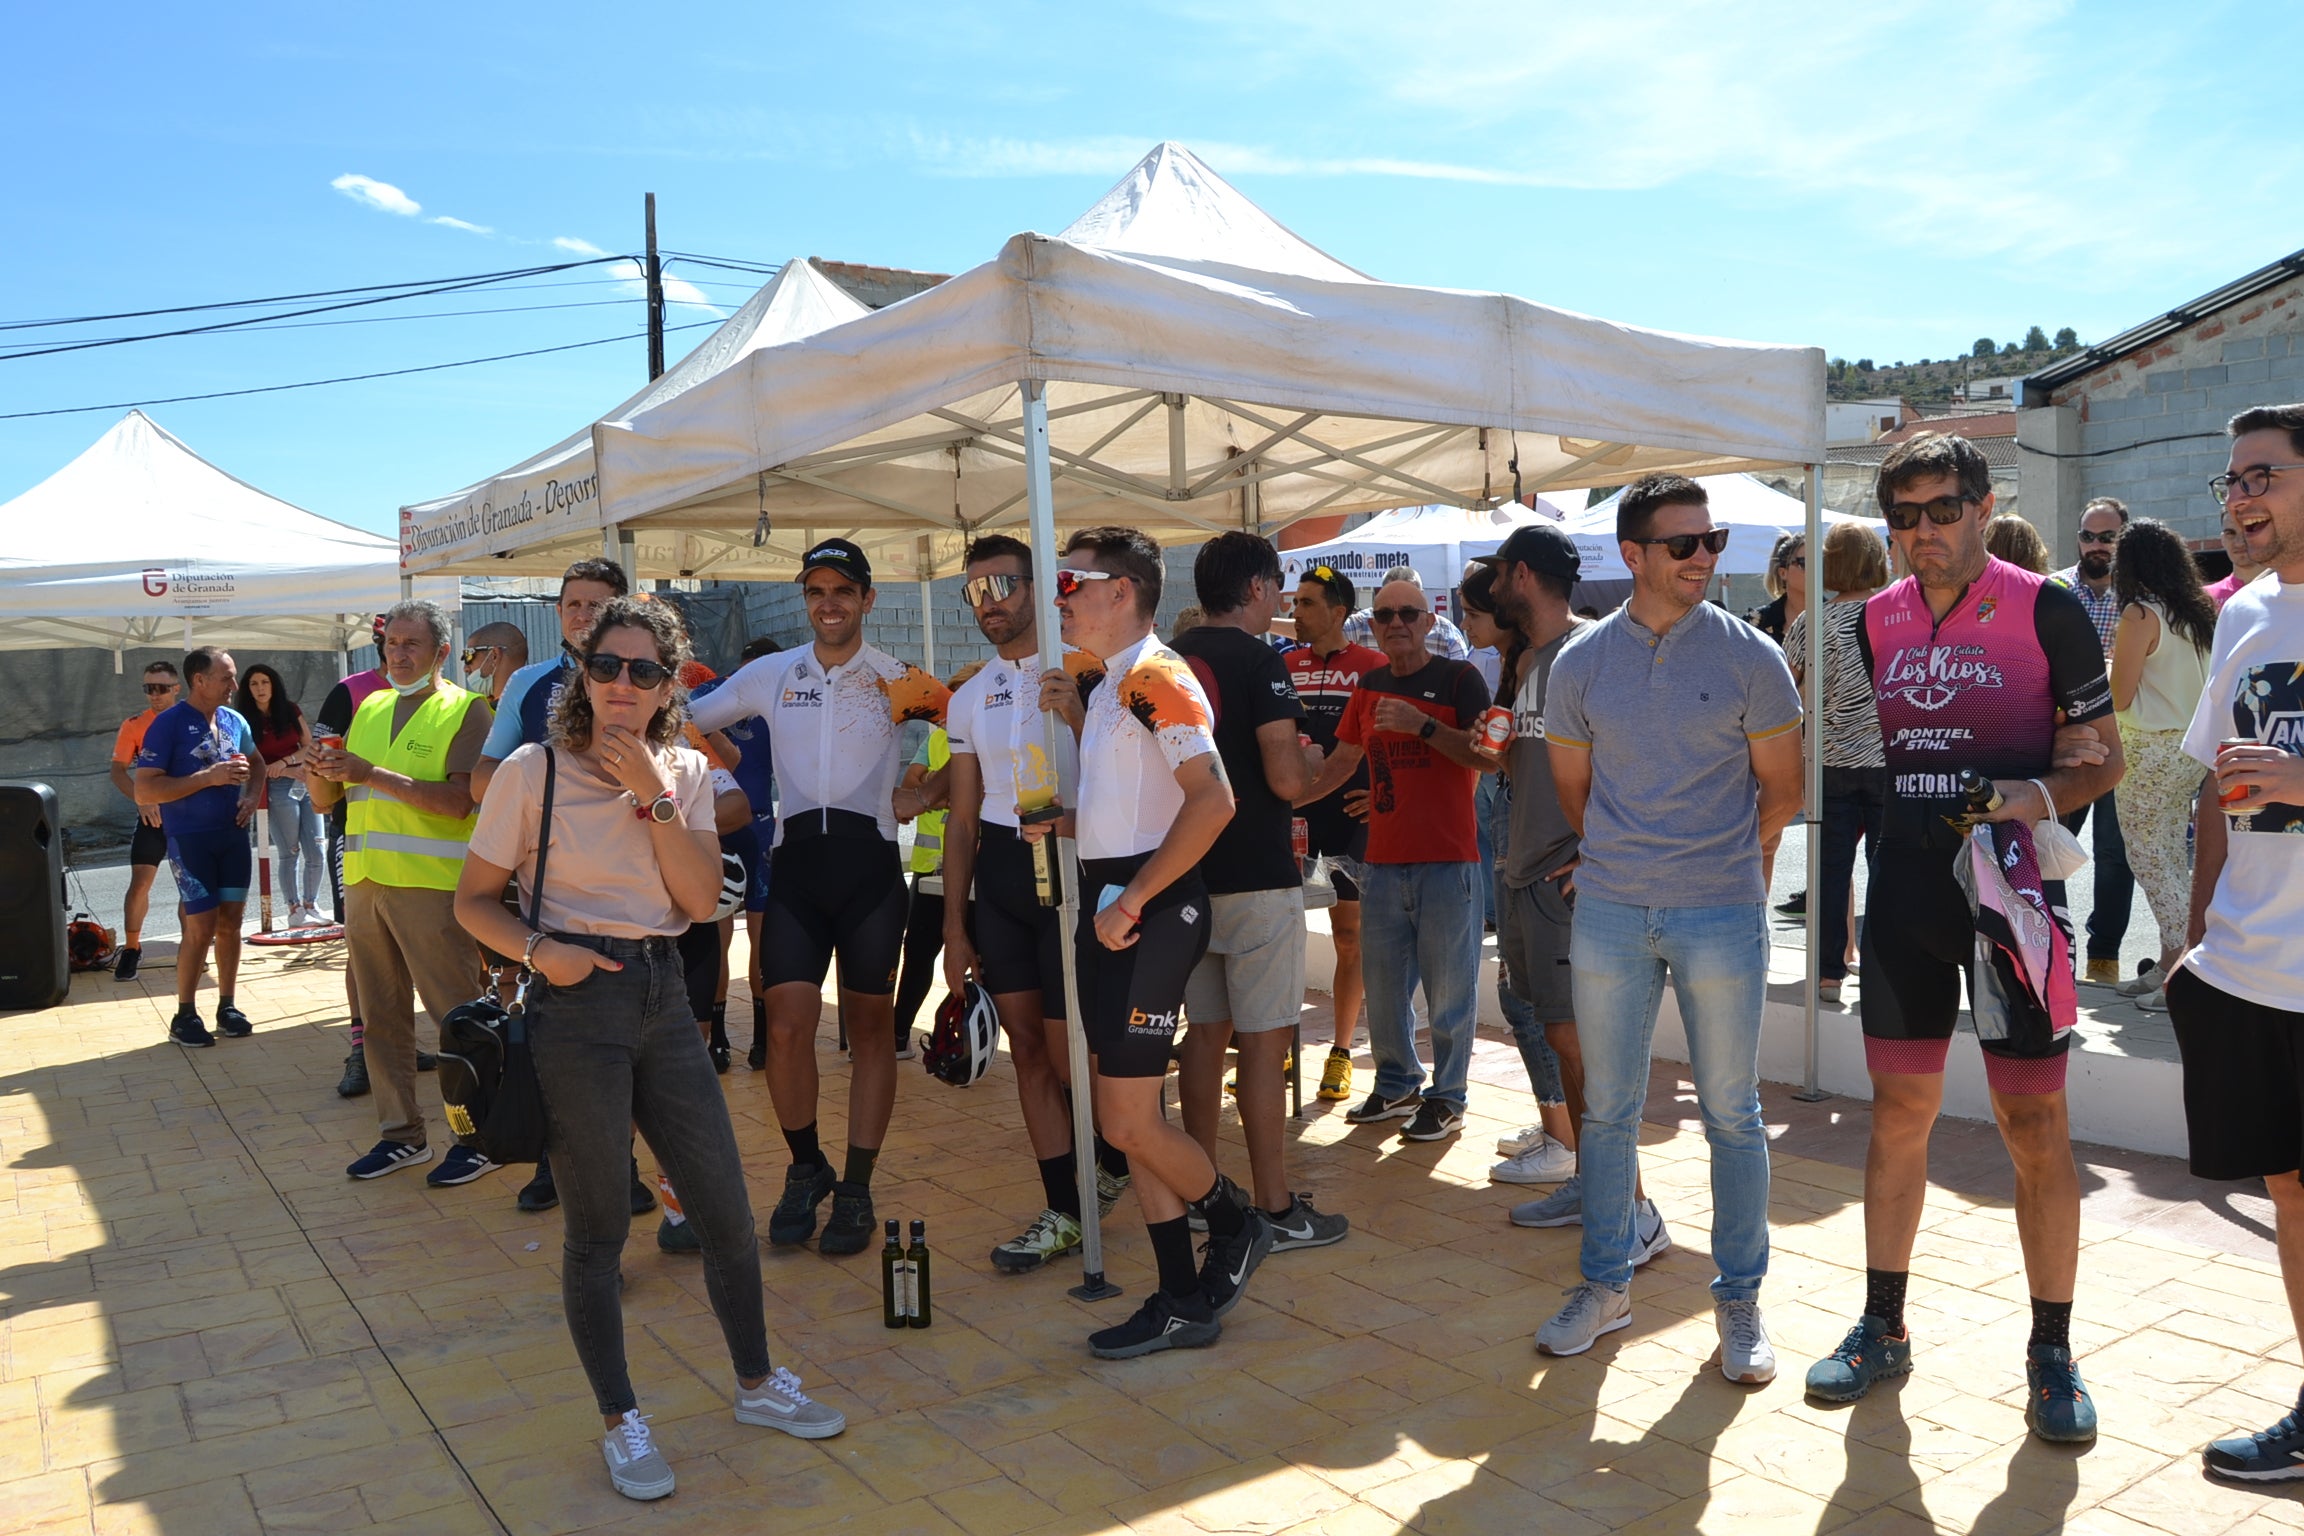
[1021,379,1119,1302]
[918,537,937,677]
[1794,461,1830,1102]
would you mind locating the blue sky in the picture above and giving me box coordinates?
[0,2,2285,536]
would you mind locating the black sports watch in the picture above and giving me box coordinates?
[1418,717,1438,740]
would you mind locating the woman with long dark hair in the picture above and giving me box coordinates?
[233,664,324,925]
[455,598,844,1502]
[2108,519,2216,1007]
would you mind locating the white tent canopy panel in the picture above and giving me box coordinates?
[1562,472,1870,581]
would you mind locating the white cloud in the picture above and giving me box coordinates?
[554,236,610,257]
[588,255,724,318]
[429,216,493,235]
[331,173,421,217]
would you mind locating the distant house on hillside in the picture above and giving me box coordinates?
[1952,374,2027,407]
[2018,247,2304,562]
[1825,397,1913,447]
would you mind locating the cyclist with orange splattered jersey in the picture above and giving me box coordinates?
[687,539,950,1263]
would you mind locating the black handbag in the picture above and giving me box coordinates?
[437,748,556,1164]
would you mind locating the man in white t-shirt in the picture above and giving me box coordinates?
[2170,404,2304,1484]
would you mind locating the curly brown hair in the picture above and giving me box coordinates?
[549,597,693,752]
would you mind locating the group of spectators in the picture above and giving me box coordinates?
[102,401,2304,1497]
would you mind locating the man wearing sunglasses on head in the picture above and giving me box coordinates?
[1804,432,2123,1443]
[689,538,950,1260]
[935,534,1123,1277]
[2049,497,2137,988]
[1536,474,1802,1384]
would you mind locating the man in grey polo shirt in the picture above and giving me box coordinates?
[1535,473,1804,1386]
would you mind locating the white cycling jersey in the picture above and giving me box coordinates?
[945,647,1104,829]
[1077,632,1217,861]
[689,642,947,844]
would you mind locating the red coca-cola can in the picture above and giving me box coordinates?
[1291,817,1309,876]
[1477,705,1514,757]
[2219,737,2258,807]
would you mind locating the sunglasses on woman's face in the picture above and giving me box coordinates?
[583,654,673,689]
[1052,568,1116,599]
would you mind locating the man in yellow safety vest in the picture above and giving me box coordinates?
[312,599,498,1187]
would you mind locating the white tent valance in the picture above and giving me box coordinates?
[0,411,437,654]
[1564,472,1869,581]
[1278,498,1579,598]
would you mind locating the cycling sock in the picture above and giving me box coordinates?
[348,1016,364,1049]
[2029,1297,2073,1353]
[1190,1174,1247,1240]
[751,996,767,1044]
[1040,1153,1081,1220]
[1147,1216,1197,1298]
[842,1144,878,1188]
[1865,1269,1908,1335]
[784,1123,826,1170]
[709,1001,728,1049]
[1095,1134,1130,1180]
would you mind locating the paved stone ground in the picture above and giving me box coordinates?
[4,934,2300,1535]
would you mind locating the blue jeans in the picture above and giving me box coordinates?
[1362,862,1482,1111]
[2061,792,2132,961]
[1571,895,1770,1300]
[1478,776,1561,1103]
[267,779,324,907]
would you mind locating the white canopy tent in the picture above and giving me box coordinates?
[1563,473,1871,582]
[0,411,437,660]
[398,257,871,578]
[1279,498,1578,602]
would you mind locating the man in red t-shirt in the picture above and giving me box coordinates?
[1285,565,1387,1101]
[1297,577,1498,1142]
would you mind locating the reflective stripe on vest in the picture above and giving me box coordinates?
[908,728,951,874]
[343,681,483,890]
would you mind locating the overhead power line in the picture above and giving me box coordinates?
[0,297,645,353]
[0,318,721,422]
[0,257,634,333]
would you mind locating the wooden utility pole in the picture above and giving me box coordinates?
[644,192,665,381]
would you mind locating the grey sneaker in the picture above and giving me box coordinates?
[1715,1300,1777,1384]
[1535,1281,1632,1356]
[1632,1198,1672,1267]
[1509,1173,1582,1228]
[1266,1192,1350,1252]
[601,1410,675,1501]
[736,1367,847,1439]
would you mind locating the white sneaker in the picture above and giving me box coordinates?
[1536,1281,1632,1356]
[2116,962,2165,998]
[1632,1199,1672,1267]
[2136,986,2169,1012]
[1715,1299,1777,1384]
[1490,1135,1577,1185]
[602,1410,675,1501]
[1495,1123,1548,1158]
[735,1366,847,1439]
[293,905,323,928]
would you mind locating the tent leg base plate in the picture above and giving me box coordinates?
[1791,1088,1832,1103]
[1069,1273,1122,1303]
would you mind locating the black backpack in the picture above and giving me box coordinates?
[436,748,556,1164]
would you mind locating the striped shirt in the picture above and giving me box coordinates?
[1783,599,1886,769]
[2050,566,2120,656]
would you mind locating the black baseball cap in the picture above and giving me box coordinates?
[1478,524,1581,582]
[797,537,872,588]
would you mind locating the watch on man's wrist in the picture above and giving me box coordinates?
[1418,716,1438,740]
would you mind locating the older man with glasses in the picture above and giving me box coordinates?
[2051,497,2137,987]
[1299,578,1499,1144]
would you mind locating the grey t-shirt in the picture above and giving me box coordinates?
[1502,626,1583,889]
[1543,600,1802,908]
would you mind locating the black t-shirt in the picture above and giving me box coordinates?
[315,681,355,736]
[1172,624,1307,894]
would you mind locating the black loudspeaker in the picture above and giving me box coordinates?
[0,782,68,1010]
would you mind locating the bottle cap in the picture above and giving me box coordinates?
[909,1219,926,1237]
[884,1218,899,1237]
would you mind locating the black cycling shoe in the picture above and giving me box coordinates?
[767,1161,835,1245]
[416,1051,438,1072]
[517,1156,559,1213]
[214,1004,253,1039]
[336,1047,370,1098]
[628,1159,657,1216]
[818,1182,876,1256]
[747,1035,768,1071]
[710,1041,731,1074]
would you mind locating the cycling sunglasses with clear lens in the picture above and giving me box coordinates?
[1053,568,1116,599]
[1631,527,1732,560]
[962,573,1024,606]
[1882,494,1975,531]
[1369,605,1428,626]
[584,654,673,688]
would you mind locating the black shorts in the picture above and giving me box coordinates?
[1076,854,1210,1079]
[1859,839,2070,1061]
[2171,966,2304,1181]
[762,830,907,996]
[973,824,1067,1019]
[129,819,167,867]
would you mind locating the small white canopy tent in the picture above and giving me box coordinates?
[1564,473,1870,581]
[398,257,871,578]
[1279,498,1578,599]
[0,411,433,659]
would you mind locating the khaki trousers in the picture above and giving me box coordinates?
[346,881,486,1147]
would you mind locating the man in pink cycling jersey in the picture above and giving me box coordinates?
[1803,432,2124,1444]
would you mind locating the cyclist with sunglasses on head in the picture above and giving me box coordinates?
[688,538,950,1260]
[1535,474,1803,1383]
[1804,432,2123,1443]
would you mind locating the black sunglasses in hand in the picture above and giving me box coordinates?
[584,654,674,689]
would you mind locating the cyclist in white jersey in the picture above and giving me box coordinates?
[688,539,949,1261]
[1030,526,1271,1360]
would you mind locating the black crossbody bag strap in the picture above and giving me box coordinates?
[526,746,556,935]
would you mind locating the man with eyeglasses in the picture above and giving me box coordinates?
[935,534,1126,1276]
[108,660,182,981]
[1299,578,1499,1145]
[1536,473,1802,1384]
[2172,406,2304,1482]
[1804,432,2123,1443]
[2051,496,2136,987]
[460,622,529,706]
[689,538,950,1260]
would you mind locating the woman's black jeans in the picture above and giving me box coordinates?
[1819,767,1887,983]
[526,933,771,1414]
